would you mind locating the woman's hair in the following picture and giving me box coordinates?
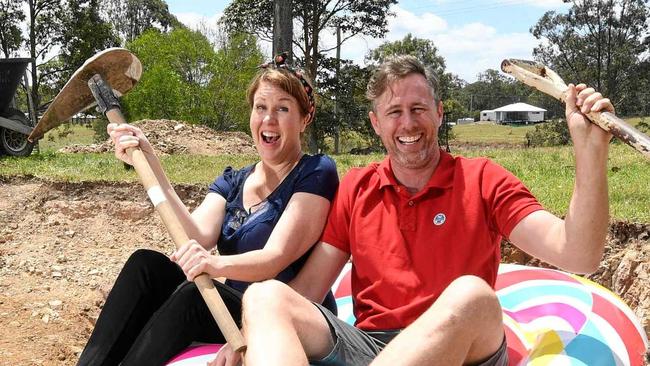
[247,54,316,122]
[366,55,440,110]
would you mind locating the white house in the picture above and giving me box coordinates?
[486,102,546,124]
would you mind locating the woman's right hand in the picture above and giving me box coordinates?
[208,343,242,366]
[107,123,155,165]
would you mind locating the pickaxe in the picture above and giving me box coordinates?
[501,59,650,160]
[29,48,246,352]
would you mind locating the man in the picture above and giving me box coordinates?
[237,55,613,366]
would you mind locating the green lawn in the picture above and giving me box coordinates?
[2,118,649,221]
[451,123,535,145]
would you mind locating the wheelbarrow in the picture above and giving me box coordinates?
[0,58,36,156]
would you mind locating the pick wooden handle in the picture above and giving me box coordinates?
[105,108,246,352]
[501,59,650,159]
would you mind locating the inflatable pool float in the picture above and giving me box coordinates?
[167,263,648,365]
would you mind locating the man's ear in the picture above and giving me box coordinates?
[434,101,444,128]
[369,110,381,135]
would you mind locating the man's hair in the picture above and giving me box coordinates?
[366,55,440,110]
[247,67,315,121]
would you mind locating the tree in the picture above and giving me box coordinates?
[366,33,447,93]
[99,0,181,44]
[125,28,263,131]
[221,0,397,151]
[56,0,120,87]
[24,0,64,109]
[125,28,216,122]
[531,0,650,115]
[0,0,25,57]
[210,32,265,131]
[273,0,292,61]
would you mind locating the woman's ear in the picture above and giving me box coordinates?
[301,114,311,132]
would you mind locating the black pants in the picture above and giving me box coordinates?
[77,249,243,366]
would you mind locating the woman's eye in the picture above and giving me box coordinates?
[278,106,289,112]
[255,105,266,111]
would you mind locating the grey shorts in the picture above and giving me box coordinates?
[309,303,509,366]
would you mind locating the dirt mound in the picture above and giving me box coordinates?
[59,119,257,156]
[0,177,648,365]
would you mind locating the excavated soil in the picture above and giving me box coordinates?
[0,119,648,364]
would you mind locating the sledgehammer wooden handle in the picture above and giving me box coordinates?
[501,59,650,159]
[94,77,246,353]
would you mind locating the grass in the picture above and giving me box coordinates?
[2,119,649,221]
[451,123,535,145]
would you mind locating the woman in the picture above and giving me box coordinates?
[77,54,339,366]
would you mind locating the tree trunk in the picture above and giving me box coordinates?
[273,0,293,62]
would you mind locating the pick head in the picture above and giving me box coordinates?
[28,48,142,142]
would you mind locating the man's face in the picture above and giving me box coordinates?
[369,73,443,171]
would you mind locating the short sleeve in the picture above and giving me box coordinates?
[321,169,361,254]
[481,161,544,238]
[294,155,339,201]
[208,167,236,199]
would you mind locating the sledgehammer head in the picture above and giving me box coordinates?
[28,48,142,142]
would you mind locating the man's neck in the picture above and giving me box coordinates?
[390,153,441,194]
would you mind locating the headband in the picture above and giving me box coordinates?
[259,52,315,121]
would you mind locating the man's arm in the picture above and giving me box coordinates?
[509,84,613,274]
[289,241,350,303]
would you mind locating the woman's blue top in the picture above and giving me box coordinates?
[209,154,339,312]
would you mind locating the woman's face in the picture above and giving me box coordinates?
[250,81,309,164]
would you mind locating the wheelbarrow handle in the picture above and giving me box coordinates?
[90,74,246,353]
[501,59,650,159]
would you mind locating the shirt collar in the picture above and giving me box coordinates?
[377,149,455,190]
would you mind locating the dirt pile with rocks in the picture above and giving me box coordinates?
[58,119,257,156]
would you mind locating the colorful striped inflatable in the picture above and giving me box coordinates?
[167,263,648,365]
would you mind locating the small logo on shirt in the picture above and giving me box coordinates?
[433,213,446,226]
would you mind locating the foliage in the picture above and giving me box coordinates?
[531,0,650,115]
[125,28,215,123]
[99,0,180,44]
[221,0,397,151]
[525,119,570,147]
[56,0,120,88]
[125,28,263,131]
[91,118,110,143]
[0,0,24,57]
[209,32,264,131]
[366,33,457,100]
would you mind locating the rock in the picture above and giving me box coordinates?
[52,265,64,272]
[65,230,75,238]
[88,269,99,276]
[51,272,62,278]
[41,314,49,324]
[56,255,67,263]
[8,223,18,230]
[174,123,185,131]
[48,300,62,310]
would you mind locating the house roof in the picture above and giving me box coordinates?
[492,102,546,112]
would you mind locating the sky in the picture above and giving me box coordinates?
[166,0,571,82]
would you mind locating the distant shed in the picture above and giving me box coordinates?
[491,102,546,124]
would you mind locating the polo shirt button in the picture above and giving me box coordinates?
[396,187,401,192]
[408,200,414,207]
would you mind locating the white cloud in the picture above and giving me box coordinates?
[329,5,540,82]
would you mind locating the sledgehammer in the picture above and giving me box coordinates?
[29,48,246,352]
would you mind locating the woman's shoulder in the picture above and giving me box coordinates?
[300,153,336,173]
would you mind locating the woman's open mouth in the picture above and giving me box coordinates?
[261,131,280,144]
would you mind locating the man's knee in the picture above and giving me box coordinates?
[243,280,297,316]
[428,275,502,326]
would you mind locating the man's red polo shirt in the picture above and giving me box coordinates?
[322,150,543,331]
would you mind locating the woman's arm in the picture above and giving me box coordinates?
[108,123,225,249]
[173,192,331,282]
